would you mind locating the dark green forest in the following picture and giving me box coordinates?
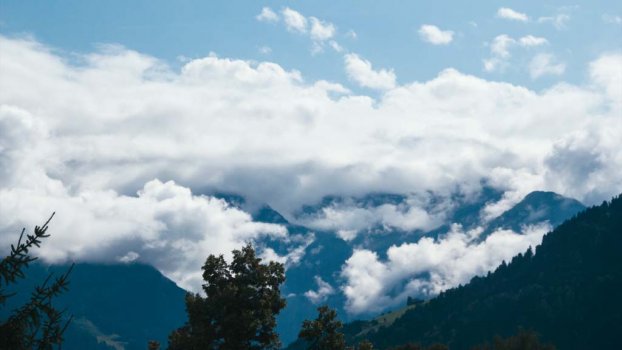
[339,194,622,349]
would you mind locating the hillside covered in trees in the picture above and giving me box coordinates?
[339,195,622,349]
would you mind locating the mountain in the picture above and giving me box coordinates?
[2,263,187,350]
[256,190,583,345]
[483,191,585,236]
[338,194,622,349]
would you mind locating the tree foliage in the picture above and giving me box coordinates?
[298,305,346,350]
[168,243,286,350]
[354,339,375,350]
[471,329,555,350]
[388,344,448,350]
[0,213,73,350]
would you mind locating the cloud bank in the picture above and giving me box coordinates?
[0,178,286,292]
[0,34,620,296]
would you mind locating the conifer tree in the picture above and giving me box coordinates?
[0,213,73,350]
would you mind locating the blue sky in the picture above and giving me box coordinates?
[1,0,620,91]
[0,0,621,306]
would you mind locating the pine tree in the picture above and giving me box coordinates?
[0,213,73,350]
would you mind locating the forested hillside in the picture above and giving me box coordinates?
[344,195,622,349]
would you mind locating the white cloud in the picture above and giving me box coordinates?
[480,169,545,222]
[418,24,454,45]
[529,53,566,79]
[256,7,279,23]
[490,34,515,58]
[0,178,287,292]
[271,8,338,55]
[259,233,315,268]
[118,251,140,263]
[299,195,447,241]
[483,58,504,73]
[329,40,343,53]
[282,7,307,33]
[344,53,396,90]
[519,35,548,47]
[497,7,529,22]
[310,17,336,41]
[0,36,620,292]
[304,276,336,304]
[589,53,622,108]
[345,30,357,39]
[538,14,571,30]
[341,223,550,314]
[484,34,549,72]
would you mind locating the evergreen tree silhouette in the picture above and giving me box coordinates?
[0,213,73,350]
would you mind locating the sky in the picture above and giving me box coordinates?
[0,1,621,312]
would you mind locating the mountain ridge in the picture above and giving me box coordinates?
[336,194,621,349]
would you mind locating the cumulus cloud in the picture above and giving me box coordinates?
[310,17,336,41]
[418,24,454,45]
[0,36,620,294]
[344,53,396,90]
[497,7,529,22]
[0,179,287,292]
[341,223,550,314]
[256,7,279,23]
[529,53,566,79]
[304,276,336,304]
[282,7,307,33]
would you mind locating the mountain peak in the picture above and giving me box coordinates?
[253,205,290,225]
[486,190,585,234]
